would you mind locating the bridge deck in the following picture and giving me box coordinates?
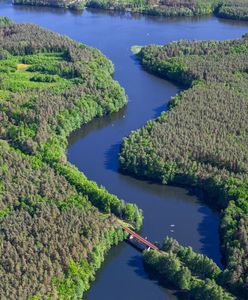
[119,224,159,251]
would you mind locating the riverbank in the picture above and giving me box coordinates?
[0,18,142,298]
[120,37,248,298]
[11,0,248,21]
[143,237,234,300]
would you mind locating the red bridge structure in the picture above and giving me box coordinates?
[119,224,159,252]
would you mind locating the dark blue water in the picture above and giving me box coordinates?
[1,2,247,298]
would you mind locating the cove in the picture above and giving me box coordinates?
[1,2,248,299]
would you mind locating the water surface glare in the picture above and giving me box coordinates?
[1,2,248,299]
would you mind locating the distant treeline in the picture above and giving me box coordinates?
[0,19,142,299]
[12,0,248,21]
[120,36,248,298]
[13,0,85,9]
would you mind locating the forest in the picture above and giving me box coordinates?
[12,0,86,9]
[120,36,248,297]
[0,19,142,298]
[11,0,248,21]
[143,237,234,300]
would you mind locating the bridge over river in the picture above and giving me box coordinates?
[119,223,159,252]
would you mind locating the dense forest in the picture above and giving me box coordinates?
[143,237,234,299]
[120,37,248,297]
[0,19,142,298]
[13,0,86,9]
[217,1,248,21]
[0,140,127,299]
[12,0,248,21]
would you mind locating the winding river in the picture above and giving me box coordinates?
[1,2,248,299]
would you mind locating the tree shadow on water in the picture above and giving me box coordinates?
[181,187,223,268]
[153,103,167,118]
[130,53,141,66]
[197,205,223,268]
[127,254,189,300]
[128,254,148,279]
[104,142,121,172]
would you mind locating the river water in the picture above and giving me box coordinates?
[1,2,248,299]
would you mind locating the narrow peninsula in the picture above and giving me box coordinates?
[120,36,248,298]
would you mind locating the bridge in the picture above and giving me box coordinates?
[119,224,159,251]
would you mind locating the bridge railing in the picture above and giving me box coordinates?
[118,223,159,251]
